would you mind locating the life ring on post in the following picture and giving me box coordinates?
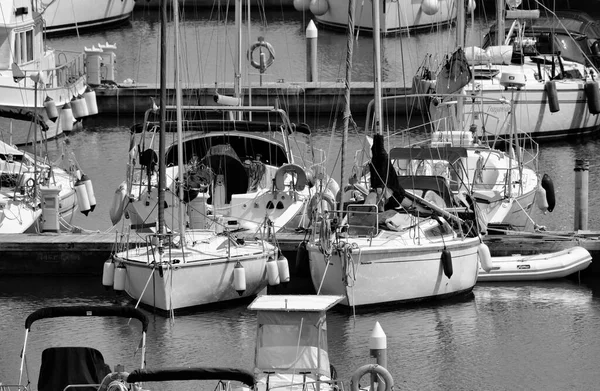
[248,37,275,72]
[350,364,394,391]
[274,163,307,191]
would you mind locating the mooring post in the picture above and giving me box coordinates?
[370,321,387,391]
[306,20,318,82]
[574,158,589,231]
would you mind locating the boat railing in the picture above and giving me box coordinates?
[18,51,85,88]
[0,385,29,391]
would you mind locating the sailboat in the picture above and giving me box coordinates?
[109,1,335,243]
[306,0,485,308]
[0,138,79,233]
[0,0,99,146]
[414,0,600,141]
[103,0,279,314]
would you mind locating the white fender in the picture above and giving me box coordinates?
[478,242,494,272]
[266,256,280,286]
[109,182,127,225]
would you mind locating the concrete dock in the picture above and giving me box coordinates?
[0,232,144,276]
[93,81,417,117]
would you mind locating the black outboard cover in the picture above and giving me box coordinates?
[38,347,111,391]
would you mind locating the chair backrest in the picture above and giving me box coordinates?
[347,204,379,237]
[398,175,455,207]
[38,347,111,391]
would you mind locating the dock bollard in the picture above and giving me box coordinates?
[306,20,318,82]
[369,321,387,391]
[574,159,589,231]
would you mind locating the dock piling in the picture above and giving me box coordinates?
[369,321,387,391]
[306,20,318,82]
[574,158,589,231]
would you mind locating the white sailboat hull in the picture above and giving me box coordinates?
[314,0,456,34]
[308,235,480,307]
[477,246,592,281]
[41,0,135,34]
[116,235,276,311]
[462,69,600,141]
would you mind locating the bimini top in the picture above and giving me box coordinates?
[25,305,149,332]
[127,367,255,387]
[248,295,343,312]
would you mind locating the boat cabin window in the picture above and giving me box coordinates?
[13,29,34,65]
[255,311,329,376]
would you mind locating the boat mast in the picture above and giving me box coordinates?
[496,0,505,46]
[371,0,383,136]
[234,0,242,120]
[174,0,186,239]
[158,0,167,239]
[340,0,356,220]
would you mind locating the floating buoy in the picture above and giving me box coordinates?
[277,251,290,283]
[309,0,328,16]
[545,80,560,113]
[478,242,493,272]
[441,248,453,278]
[541,173,556,212]
[233,261,246,296]
[113,264,126,291]
[80,174,97,212]
[293,0,311,11]
[421,0,440,16]
[75,178,91,216]
[71,95,89,119]
[60,102,74,132]
[266,256,280,286]
[44,96,58,122]
[84,86,99,115]
[467,0,476,13]
[584,80,600,115]
[102,259,115,288]
[536,185,549,212]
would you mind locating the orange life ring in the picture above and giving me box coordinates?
[248,38,275,71]
[274,163,307,191]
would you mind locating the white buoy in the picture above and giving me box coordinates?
[277,252,290,283]
[467,0,476,13]
[309,0,328,16]
[44,96,58,122]
[421,0,440,16]
[109,182,127,225]
[266,256,280,286]
[293,0,311,11]
[75,178,91,216]
[83,86,99,115]
[369,321,387,368]
[60,102,74,132]
[113,265,126,291]
[233,262,246,296]
[536,186,549,212]
[80,174,97,212]
[102,259,115,287]
[70,96,85,119]
[478,242,494,272]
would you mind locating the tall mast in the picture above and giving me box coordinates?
[174,0,186,239]
[340,0,356,220]
[158,0,167,237]
[371,0,382,136]
[234,0,242,120]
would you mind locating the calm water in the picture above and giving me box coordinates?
[2,6,600,391]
